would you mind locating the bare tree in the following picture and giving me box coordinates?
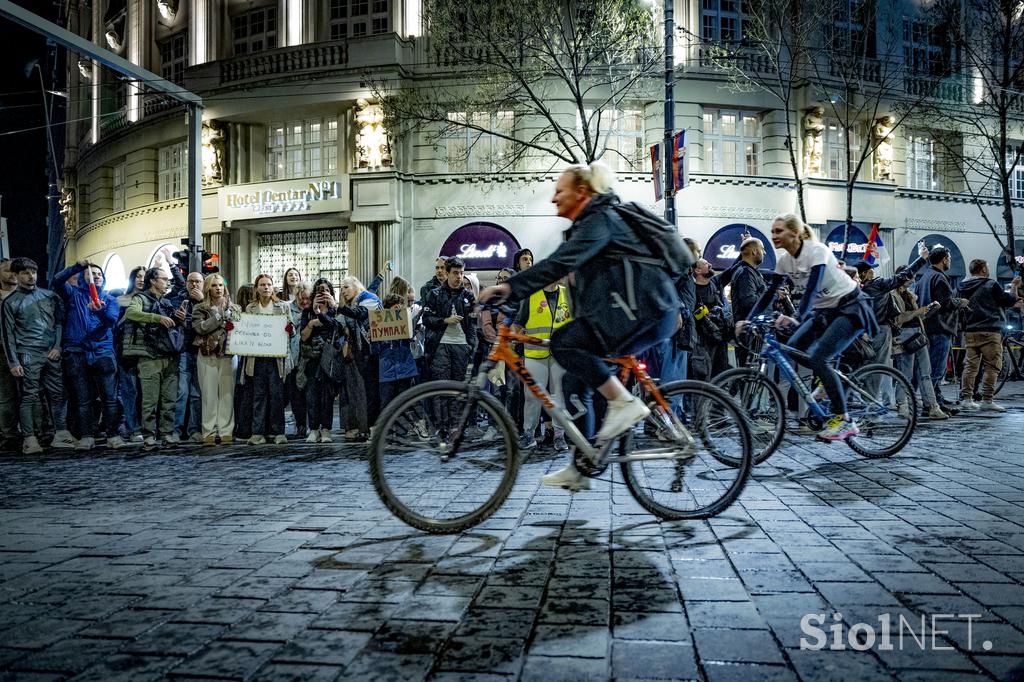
[370,0,660,171]
[696,0,818,222]
[915,0,1024,273]
[807,0,936,257]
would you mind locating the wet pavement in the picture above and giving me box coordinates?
[1,383,1024,680]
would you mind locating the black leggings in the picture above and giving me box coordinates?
[550,312,679,389]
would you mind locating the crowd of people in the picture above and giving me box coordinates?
[1,205,1021,456]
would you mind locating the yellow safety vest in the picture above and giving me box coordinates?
[523,286,572,359]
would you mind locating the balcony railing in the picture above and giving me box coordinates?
[904,74,964,103]
[696,45,778,75]
[99,108,129,136]
[219,41,349,86]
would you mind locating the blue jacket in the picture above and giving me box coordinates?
[53,263,119,358]
[374,339,419,383]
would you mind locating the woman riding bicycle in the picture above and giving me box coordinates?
[479,162,692,489]
[740,214,878,441]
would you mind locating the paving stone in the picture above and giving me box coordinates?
[692,628,785,664]
[224,611,318,642]
[687,600,768,630]
[7,637,125,674]
[169,640,281,678]
[520,654,608,681]
[335,651,434,681]
[437,636,525,674]
[454,607,536,639]
[271,628,371,666]
[73,653,184,681]
[529,623,609,658]
[365,620,456,655]
[123,623,225,656]
[611,639,699,679]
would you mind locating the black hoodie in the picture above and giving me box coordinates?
[957,277,1020,332]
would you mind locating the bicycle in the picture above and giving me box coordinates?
[960,324,1024,399]
[712,315,918,465]
[369,305,753,534]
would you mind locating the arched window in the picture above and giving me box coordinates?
[147,243,180,275]
[102,253,128,292]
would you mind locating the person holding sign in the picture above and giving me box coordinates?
[192,274,241,445]
[243,274,294,445]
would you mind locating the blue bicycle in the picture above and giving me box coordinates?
[713,315,918,464]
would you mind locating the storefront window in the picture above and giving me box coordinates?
[257,228,349,285]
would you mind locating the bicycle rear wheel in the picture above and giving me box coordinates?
[712,368,785,465]
[845,364,917,458]
[620,380,753,520]
[369,380,519,533]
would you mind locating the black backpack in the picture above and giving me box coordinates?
[613,202,695,281]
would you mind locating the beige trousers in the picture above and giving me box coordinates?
[197,354,235,438]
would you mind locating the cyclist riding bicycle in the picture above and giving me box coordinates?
[479,162,693,490]
[739,213,878,441]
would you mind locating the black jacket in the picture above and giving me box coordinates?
[419,276,443,304]
[914,266,966,336]
[862,256,926,327]
[422,283,476,355]
[507,192,689,354]
[730,261,767,322]
[958,277,1020,332]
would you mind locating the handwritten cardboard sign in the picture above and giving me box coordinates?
[225,313,289,357]
[369,307,413,342]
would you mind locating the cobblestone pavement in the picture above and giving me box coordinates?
[2,384,1024,681]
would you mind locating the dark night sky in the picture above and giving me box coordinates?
[0,1,61,274]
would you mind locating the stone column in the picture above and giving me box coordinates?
[377,221,401,290]
[348,223,376,284]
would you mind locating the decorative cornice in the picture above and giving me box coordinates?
[434,204,526,218]
[903,217,968,233]
[689,174,796,189]
[76,199,187,238]
[700,205,776,220]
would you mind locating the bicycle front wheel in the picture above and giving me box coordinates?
[369,380,519,534]
[620,380,753,520]
[994,347,1012,397]
[845,364,917,459]
[712,368,786,465]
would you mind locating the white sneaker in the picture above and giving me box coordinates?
[247,435,266,445]
[479,426,498,442]
[959,399,980,411]
[75,436,95,451]
[596,396,650,442]
[107,435,127,449]
[319,429,333,443]
[22,436,42,454]
[979,400,1007,413]
[305,430,320,443]
[927,405,949,420]
[130,433,144,444]
[51,430,77,449]
[163,433,181,445]
[897,403,910,418]
[413,420,430,441]
[540,462,592,492]
[272,434,288,445]
[143,436,158,447]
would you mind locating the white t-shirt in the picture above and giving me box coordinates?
[774,240,857,311]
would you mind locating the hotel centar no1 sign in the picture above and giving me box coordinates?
[218,177,347,221]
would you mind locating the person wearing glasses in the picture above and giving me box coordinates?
[123,267,187,447]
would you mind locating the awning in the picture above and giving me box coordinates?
[910,233,966,279]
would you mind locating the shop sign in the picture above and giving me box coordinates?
[909,233,967,278]
[219,177,347,221]
[824,221,871,261]
[439,222,522,271]
[703,224,776,271]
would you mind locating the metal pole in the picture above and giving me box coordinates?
[663,0,675,226]
[187,104,203,273]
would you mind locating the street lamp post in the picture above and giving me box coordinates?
[662,0,675,226]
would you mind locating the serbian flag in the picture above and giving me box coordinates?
[863,223,889,267]
[671,131,689,191]
[651,143,663,201]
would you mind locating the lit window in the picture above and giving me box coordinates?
[575,109,646,172]
[702,109,760,175]
[905,129,954,191]
[1007,150,1024,200]
[112,161,126,211]
[821,118,861,180]
[444,111,516,173]
[267,118,339,180]
[158,32,188,85]
[330,0,389,39]
[701,0,747,42]
[158,142,188,201]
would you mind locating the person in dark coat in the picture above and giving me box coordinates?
[419,257,447,304]
[913,247,970,412]
[730,237,767,368]
[480,162,692,491]
[957,260,1022,410]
